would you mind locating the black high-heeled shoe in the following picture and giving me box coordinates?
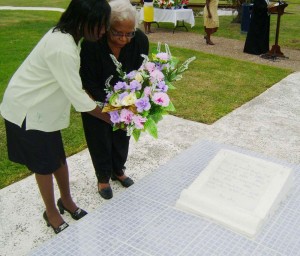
[43,211,69,234]
[57,199,88,220]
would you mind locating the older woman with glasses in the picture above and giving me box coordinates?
[80,0,149,199]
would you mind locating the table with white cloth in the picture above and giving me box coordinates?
[139,7,195,33]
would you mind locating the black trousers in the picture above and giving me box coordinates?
[81,113,130,183]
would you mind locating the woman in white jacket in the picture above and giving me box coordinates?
[0,0,111,234]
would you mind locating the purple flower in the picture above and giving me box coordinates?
[114,81,127,91]
[135,96,151,112]
[119,91,129,101]
[157,81,168,92]
[145,62,156,72]
[106,92,113,102]
[144,86,151,97]
[161,63,170,70]
[155,63,162,71]
[129,80,142,92]
[109,111,120,124]
[156,52,170,61]
[120,109,134,124]
[126,71,136,79]
[132,115,147,129]
[150,69,164,83]
[152,92,170,107]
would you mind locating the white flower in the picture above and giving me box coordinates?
[121,92,137,106]
[134,72,144,83]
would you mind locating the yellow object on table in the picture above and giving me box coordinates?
[143,2,154,22]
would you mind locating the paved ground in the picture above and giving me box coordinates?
[1,6,300,256]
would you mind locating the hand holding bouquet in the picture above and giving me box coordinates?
[102,43,195,141]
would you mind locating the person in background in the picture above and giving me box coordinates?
[0,0,111,234]
[80,0,149,200]
[142,0,154,34]
[243,0,270,55]
[203,0,219,45]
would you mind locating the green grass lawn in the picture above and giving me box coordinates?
[0,4,296,188]
[163,46,291,123]
[0,0,70,8]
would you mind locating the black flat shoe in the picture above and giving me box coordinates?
[111,175,134,188]
[43,211,69,234]
[57,198,87,220]
[98,186,113,200]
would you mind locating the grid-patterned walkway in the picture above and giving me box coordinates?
[29,140,300,256]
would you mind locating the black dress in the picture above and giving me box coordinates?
[80,29,149,183]
[243,0,270,55]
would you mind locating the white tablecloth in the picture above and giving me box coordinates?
[139,8,195,27]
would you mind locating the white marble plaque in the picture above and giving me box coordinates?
[176,149,294,237]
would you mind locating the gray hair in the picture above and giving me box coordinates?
[109,0,138,28]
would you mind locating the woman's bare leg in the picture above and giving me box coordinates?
[205,28,215,45]
[35,173,64,228]
[53,162,78,212]
[148,23,152,33]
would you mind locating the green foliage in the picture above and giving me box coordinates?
[144,118,158,139]
[164,101,176,112]
[132,129,141,141]
[151,112,164,123]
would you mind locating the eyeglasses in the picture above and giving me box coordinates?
[110,29,135,39]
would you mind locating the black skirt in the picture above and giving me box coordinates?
[4,119,66,174]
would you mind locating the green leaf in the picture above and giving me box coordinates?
[165,101,176,112]
[165,70,180,82]
[150,113,163,123]
[109,94,119,104]
[112,126,120,131]
[132,129,141,141]
[166,81,176,90]
[144,118,158,139]
[135,91,142,98]
[170,57,179,66]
